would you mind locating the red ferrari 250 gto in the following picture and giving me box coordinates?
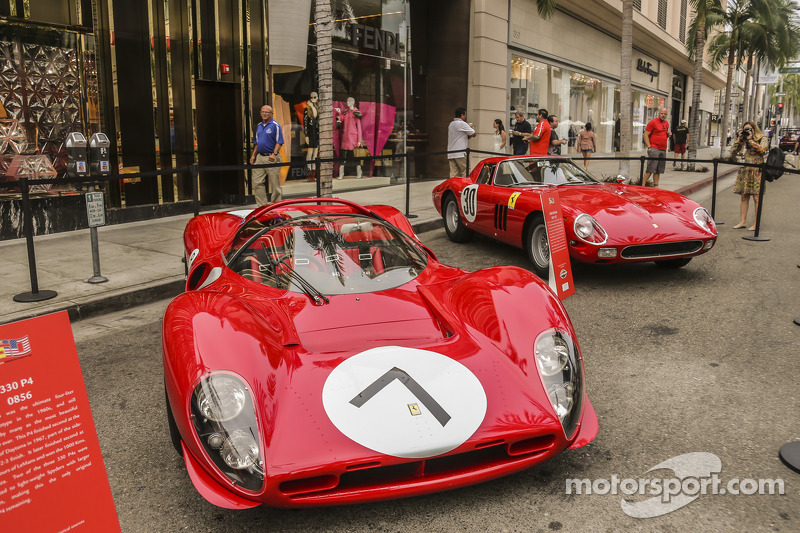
[433,156,717,277]
[163,198,598,509]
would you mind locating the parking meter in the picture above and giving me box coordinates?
[65,132,88,178]
[89,133,111,177]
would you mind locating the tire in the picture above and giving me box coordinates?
[655,257,692,268]
[525,216,550,278]
[165,384,183,456]
[443,195,472,243]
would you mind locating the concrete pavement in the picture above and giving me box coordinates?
[0,146,737,325]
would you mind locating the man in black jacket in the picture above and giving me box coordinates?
[510,111,532,155]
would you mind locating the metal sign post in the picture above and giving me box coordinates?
[85,186,108,284]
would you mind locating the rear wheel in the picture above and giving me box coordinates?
[525,216,550,278]
[443,195,472,243]
[655,257,692,268]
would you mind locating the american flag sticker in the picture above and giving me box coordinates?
[0,336,32,363]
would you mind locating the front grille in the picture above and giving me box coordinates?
[282,434,556,499]
[621,240,703,259]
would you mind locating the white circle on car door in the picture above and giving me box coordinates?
[460,184,479,223]
[322,346,487,458]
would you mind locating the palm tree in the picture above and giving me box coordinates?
[686,0,724,170]
[314,0,334,196]
[707,0,800,156]
[618,0,633,178]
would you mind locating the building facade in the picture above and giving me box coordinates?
[0,0,725,237]
[466,0,725,156]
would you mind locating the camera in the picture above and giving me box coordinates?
[740,128,751,139]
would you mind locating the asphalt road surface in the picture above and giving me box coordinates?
[73,178,800,532]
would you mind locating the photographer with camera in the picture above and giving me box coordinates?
[729,121,769,230]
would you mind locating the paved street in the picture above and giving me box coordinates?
[70,175,800,532]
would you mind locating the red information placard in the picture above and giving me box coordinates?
[0,312,120,532]
[540,190,575,300]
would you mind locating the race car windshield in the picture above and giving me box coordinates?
[226,214,428,295]
[494,158,601,186]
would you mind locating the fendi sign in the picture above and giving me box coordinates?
[350,23,400,55]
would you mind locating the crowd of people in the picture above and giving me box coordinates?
[448,105,695,176]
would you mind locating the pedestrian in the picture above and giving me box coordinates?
[547,115,567,155]
[672,119,689,169]
[576,122,597,169]
[525,108,550,156]
[568,120,576,152]
[249,104,284,205]
[492,119,507,153]
[510,111,532,155]
[730,121,768,230]
[447,107,476,177]
[641,107,670,186]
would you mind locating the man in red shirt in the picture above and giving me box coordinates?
[526,108,551,156]
[641,107,670,187]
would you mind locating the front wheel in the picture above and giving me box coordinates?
[655,257,692,269]
[443,195,472,243]
[525,216,550,278]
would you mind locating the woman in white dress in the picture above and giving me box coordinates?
[492,119,507,153]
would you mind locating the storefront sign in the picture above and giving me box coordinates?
[350,23,400,55]
[636,59,659,82]
[540,190,575,300]
[0,312,120,532]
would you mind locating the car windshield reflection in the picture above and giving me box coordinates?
[493,158,601,186]
[225,214,428,295]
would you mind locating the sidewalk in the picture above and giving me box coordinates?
[0,146,736,325]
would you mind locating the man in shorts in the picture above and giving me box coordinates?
[672,119,689,169]
[641,107,670,187]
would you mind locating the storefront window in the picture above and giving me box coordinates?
[511,54,669,154]
[275,0,409,181]
[0,25,98,193]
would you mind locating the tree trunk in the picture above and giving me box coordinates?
[719,30,738,158]
[314,0,334,197]
[741,53,753,123]
[618,0,633,178]
[687,17,706,171]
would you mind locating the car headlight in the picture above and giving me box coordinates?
[693,207,716,234]
[534,329,584,439]
[194,374,247,422]
[191,373,263,490]
[573,214,608,244]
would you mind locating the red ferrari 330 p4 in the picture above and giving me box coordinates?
[432,156,717,277]
[162,198,598,509]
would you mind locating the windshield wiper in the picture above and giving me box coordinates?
[262,243,329,305]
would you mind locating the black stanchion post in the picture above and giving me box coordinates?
[743,163,769,242]
[315,157,321,197]
[191,164,199,217]
[405,151,417,218]
[466,147,471,176]
[710,158,723,224]
[13,177,58,303]
[639,156,646,185]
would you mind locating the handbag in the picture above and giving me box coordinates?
[353,143,369,158]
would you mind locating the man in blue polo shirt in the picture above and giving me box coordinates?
[249,104,284,205]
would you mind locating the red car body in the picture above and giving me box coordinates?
[162,198,598,509]
[432,156,717,276]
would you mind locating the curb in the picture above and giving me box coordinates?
[675,167,738,196]
[1,277,185,326]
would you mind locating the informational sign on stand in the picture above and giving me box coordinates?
[0,312,120,532]
[85,191,106,228]
[540,190,575,300]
